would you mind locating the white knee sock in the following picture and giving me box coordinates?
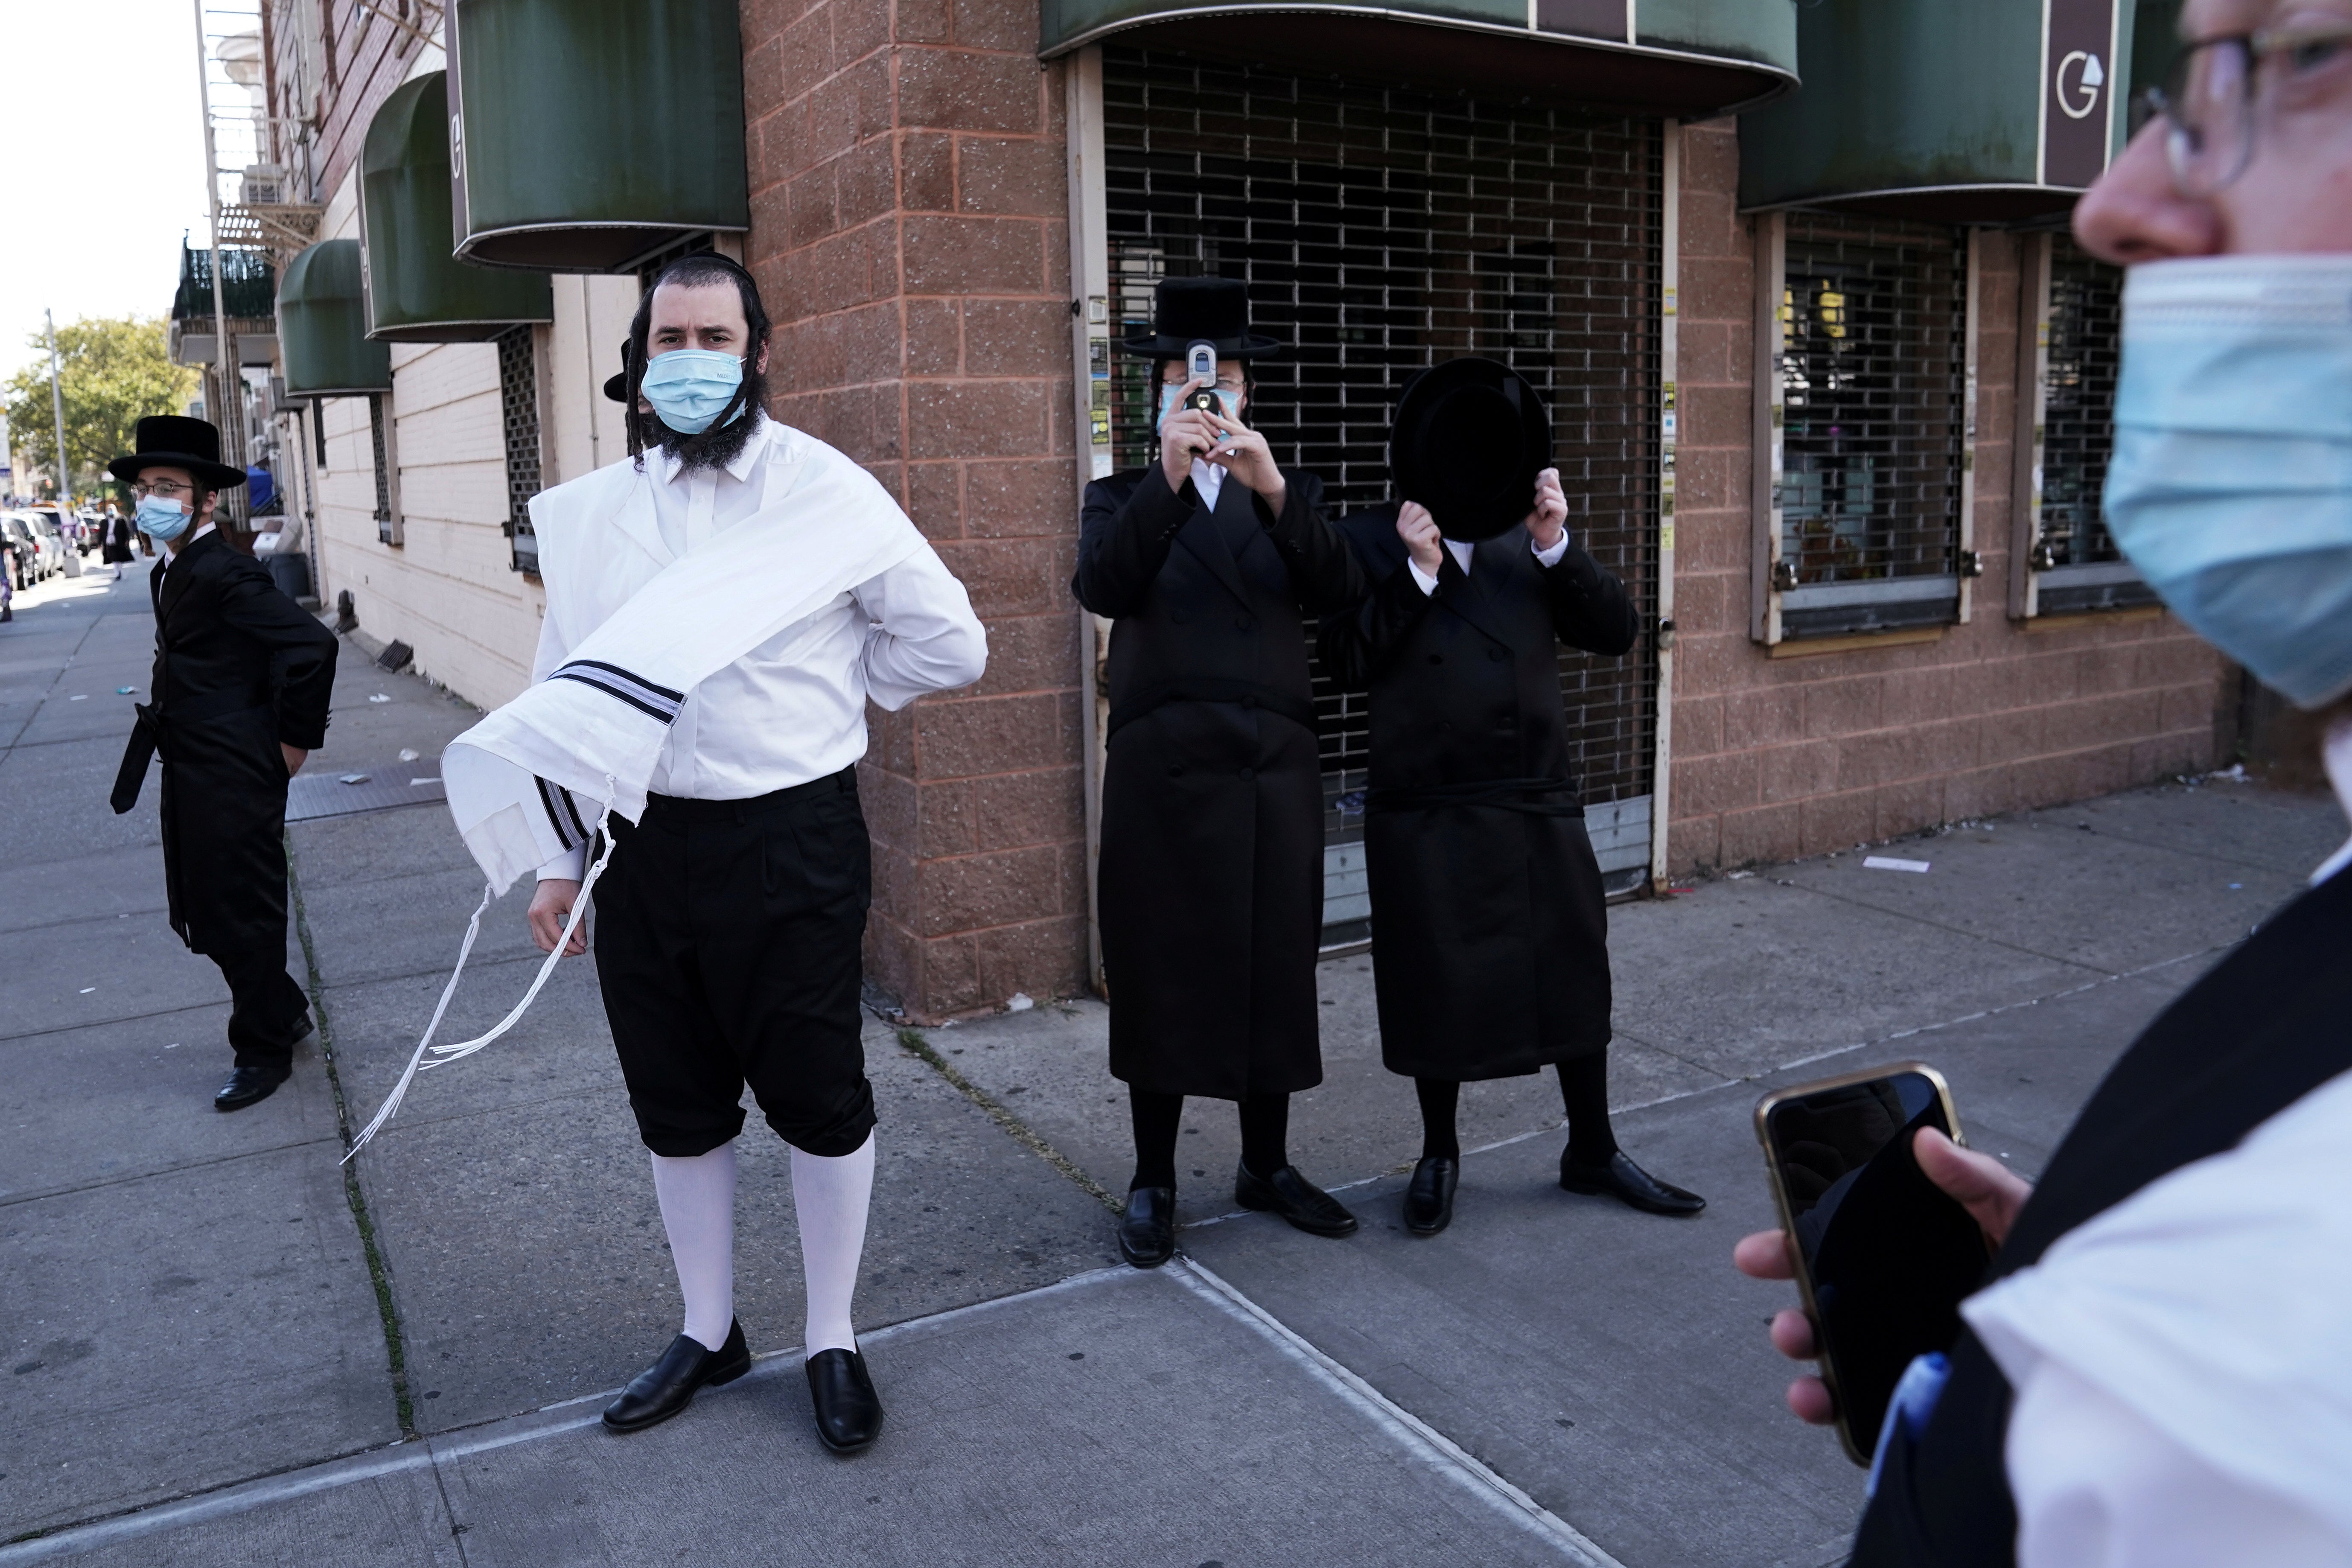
[791,1131,875,1357]
[650,1144,737,1352]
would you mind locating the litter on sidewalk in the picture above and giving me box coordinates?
[1863,856,1932,874]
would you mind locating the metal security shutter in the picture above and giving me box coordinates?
[368,392,401,545]
[1100,48,1664,941]
[1775,214,1968,638]
[495,325,543,574]
[2031,236,2151,615]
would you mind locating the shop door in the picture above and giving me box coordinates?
[1099,47,1666,946]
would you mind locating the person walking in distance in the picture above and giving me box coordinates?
[107,416,338,1111]
[1073,277,1368,1268]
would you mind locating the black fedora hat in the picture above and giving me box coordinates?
[1119,277,1283,358]
[107,415,247,490]
[1388,357,1551,542]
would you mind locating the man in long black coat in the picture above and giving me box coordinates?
[108,417,338,1112]
[1318,360,1702,1235]
[1074,277,1366,1268]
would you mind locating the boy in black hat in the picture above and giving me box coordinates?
[1074,276,1367,1268]
[1317,357,1702,1235]
[108,415,339,1111]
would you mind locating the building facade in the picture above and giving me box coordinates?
[233,0,2214,1022]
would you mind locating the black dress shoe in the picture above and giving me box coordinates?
[602,1318,752,1433]
[1559,1150,1706,1217]
[291,1015,317,1049]
[1235,1163,1359,1238]
[213,1064,290,1112]
[1118,1186,1176,1268]
[1403,1156,1458,1236]
[805,1347,884,1453]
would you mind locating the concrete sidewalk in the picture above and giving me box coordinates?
[4,563,2344,1566]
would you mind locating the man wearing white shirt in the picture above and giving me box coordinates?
[1319,356,1702,1236]
[1735,0,2352,1555]
[525,254,985,1453]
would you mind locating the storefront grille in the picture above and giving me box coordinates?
[495,325,542,574]
[1101,48,1664,934]
[368,393,397,545]
[2035,237,2150,615]
[1778,214,1967,637]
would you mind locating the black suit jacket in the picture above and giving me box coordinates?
[143,529,338,750]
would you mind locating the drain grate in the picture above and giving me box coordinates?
[286,764,446,822]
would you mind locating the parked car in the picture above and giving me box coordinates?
[22,511,67,578]
[2,514,39,590]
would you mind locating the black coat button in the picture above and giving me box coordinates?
[1238,766,1256,781]
[1487,646,1507,662]
[1427,653,1443,664]
[1167,763,1183,776]
[1172,611,1189,625]
[1236,616,1256,632]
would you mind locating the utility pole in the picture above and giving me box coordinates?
[44,310,73,513]
[191,0,245,529]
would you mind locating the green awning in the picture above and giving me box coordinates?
[278,240,393,398]
[1739,0,2140,220]
[1039,0,1796,117]
[361,71,552,342]
[446,0,749,272]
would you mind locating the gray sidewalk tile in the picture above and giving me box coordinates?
[0,1146,400,1539]
[2019,779,2346,877]
[0,846,171,935]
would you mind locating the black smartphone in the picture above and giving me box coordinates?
[1753,1063,1989,1464]
[1183,388,1221,415]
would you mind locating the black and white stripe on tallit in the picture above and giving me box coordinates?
[549,659,685,724]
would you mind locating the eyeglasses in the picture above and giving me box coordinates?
[2130,22,2352,195]
[132,480,196,500]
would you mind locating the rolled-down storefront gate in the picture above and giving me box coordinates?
[1097,47,1666,946]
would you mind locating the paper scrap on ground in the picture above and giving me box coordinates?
[399,748,420,761]
[1864,856,1932,874]
[340,773,370,785]
[411,777,441,787]
[68,694,85,701]
[1007,992,1035,1012]
[368,693,391,703]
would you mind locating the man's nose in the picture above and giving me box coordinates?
[2074,119,2227,263]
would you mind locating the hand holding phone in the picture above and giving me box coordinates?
[1744,1064,2015,1463]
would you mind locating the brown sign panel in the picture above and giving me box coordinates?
[1537,0,1629,43]
[2045,0,2119,188]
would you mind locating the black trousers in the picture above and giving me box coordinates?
[593,767,876,1159]
[219,952,310,1071]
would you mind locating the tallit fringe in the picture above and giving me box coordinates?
[344,785,617,1162]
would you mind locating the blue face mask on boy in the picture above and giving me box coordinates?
[2102,256,2352,708]
[134,494,192,542]
[640,349,746,435]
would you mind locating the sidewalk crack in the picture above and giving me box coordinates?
[891,1026,1121,1214]
[288,829,420,1439]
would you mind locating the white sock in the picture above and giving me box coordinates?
[791,1131,875,1356]
[649,1144,737,1352]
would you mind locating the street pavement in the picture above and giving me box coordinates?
[3,562,2344,1566]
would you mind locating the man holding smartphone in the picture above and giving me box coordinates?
[1737,3,2352,1559]
[1074,276,1366,1268]
[106,416,338,1112]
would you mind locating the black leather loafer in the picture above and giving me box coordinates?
[1403,1156,1458,1236]
[213,1064,291,1112]
[602,1318,751,1433]
[1560,1150,1706,1217]
[806,1347,884,1453]
[1235,1163,1359,1238]
[1118,1186,1176,1269]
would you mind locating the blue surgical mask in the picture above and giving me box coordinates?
[640,348,746,435]
[134,494,192,542]
[1157,383,1238,432]
[2103,255,2352,709]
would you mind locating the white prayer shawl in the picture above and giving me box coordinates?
[347,423,924,1154]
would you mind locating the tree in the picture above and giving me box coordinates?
[3,317,198,498]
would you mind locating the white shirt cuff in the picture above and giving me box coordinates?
[1532,532,1571,568]
[1408,559,1440,596]
[537,845,589,882]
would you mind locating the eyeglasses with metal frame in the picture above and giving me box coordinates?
[2129,21,2352,195]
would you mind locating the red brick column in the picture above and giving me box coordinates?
[740,0,1088,1020]
[1665,124,2225,875]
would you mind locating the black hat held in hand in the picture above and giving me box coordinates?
[603,340,634,403]
[1389,356,1551,542]
[106,415,248,490]
[1120,277,1284,358]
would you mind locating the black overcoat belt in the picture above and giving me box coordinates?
[1318,504,1641,1081]
[1074,463,1364,1102]
[111,530,339,957]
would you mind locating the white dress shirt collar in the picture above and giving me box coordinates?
[655,413,772,488]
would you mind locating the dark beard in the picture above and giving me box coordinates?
[654,369,768,471]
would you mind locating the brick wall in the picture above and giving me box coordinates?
[740,0,1087,1020]
[1665,122,2227,874]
